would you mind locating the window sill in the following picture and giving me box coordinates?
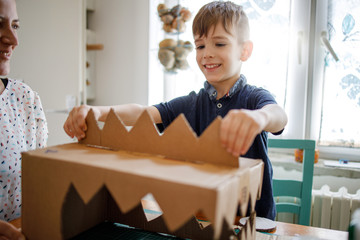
[269,152,360,179]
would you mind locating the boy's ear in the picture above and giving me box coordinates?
[240,41,253,61]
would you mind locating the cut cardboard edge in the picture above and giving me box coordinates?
[198,117,238,166]
[80,109,239,167]
[101,109,129,150]
[22,144,263,239]
[61,182,246,240]
[79,108,101,146]
[249,162,264,211]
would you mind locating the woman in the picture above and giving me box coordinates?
[0,0,47,238]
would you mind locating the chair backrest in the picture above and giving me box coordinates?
[268,139,316,226]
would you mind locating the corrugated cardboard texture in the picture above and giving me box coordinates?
[80,109,239,168]
[22,144,263,239]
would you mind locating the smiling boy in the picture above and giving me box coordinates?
[64,1,287,220]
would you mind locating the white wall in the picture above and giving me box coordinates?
[90,0,150,106]
[11,0,84,110]
[9,0,150,146]
[11,0,85,146]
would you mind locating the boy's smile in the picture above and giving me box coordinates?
[204,64,221,69]
[194,22,249,98]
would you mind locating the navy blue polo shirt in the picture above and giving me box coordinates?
[154,74,280,220]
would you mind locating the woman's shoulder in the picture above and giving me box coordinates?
[7,79,46,117]
[7,79,38,97]
[8,78,34,91]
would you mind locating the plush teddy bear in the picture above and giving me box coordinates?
[157,4,191,33]
[158,38,193,72]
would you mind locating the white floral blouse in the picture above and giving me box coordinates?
[0,79,48,221]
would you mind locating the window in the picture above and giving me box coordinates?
[148,0,360,161]
[317,0,360,148]
[311,0,360,160]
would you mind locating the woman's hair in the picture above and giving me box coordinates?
[192,1,250,42]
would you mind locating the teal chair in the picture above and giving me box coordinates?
[268,139,316,226]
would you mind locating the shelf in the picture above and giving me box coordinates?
[86,44,104,51]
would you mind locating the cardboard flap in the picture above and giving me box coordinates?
[127,110,161,153]
[22,144,262,240]
[104,174,150,213]
[198,117,239,167]
[248,162,264,211]
[71,168,106,204]
[153,186,213,232]
[81,109,239,167]
[213,176,239,239]
[160,114,199,163]
[237,170,250,216]
[79,109,101,146]
[101,109,128,150]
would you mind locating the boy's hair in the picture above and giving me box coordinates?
[192,1,250,43]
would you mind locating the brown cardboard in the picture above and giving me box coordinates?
[21,109,264,240]
[82,109,240,168]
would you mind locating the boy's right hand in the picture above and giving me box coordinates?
[63,105,100,141]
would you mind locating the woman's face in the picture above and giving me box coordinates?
[0,0,19,76]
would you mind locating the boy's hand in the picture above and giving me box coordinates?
[0,220,25,240]
[220,109,267,157]
[63,105,100,141]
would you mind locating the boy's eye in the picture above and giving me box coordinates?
[216,43,226,47]
[196,45,205,50]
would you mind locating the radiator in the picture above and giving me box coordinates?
[311,185,360,231]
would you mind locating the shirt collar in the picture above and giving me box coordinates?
[205,75,247,101]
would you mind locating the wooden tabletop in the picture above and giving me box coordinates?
[274,221,348,240]
[10,217,348,240]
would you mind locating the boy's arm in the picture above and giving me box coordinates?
[63,104,161,140]
[257,104,288,133]
[220,104,287,157]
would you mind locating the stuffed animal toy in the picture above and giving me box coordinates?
[157,4,191,33]
[158,39,193,72]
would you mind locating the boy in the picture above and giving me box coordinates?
[64,1,287,220]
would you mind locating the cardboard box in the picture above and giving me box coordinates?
[21,110,264,239]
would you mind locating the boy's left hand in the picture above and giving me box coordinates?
[220,109,267,157]
[0,220,25,240]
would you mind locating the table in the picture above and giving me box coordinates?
[10,217,348,240]
[274,221,348,240]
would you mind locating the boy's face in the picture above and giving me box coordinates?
[194,23,249,92]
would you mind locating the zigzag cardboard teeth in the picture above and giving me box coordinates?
[21,109,263,240]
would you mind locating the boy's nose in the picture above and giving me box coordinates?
[203,47,215,59]
[204,52,214,58]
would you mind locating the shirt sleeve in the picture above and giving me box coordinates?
[250,87,278,110]
[154,91,197,128]
[33,91,48,148]
[249,88,284,135]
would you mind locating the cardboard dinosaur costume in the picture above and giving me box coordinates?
[21,109,263,239]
